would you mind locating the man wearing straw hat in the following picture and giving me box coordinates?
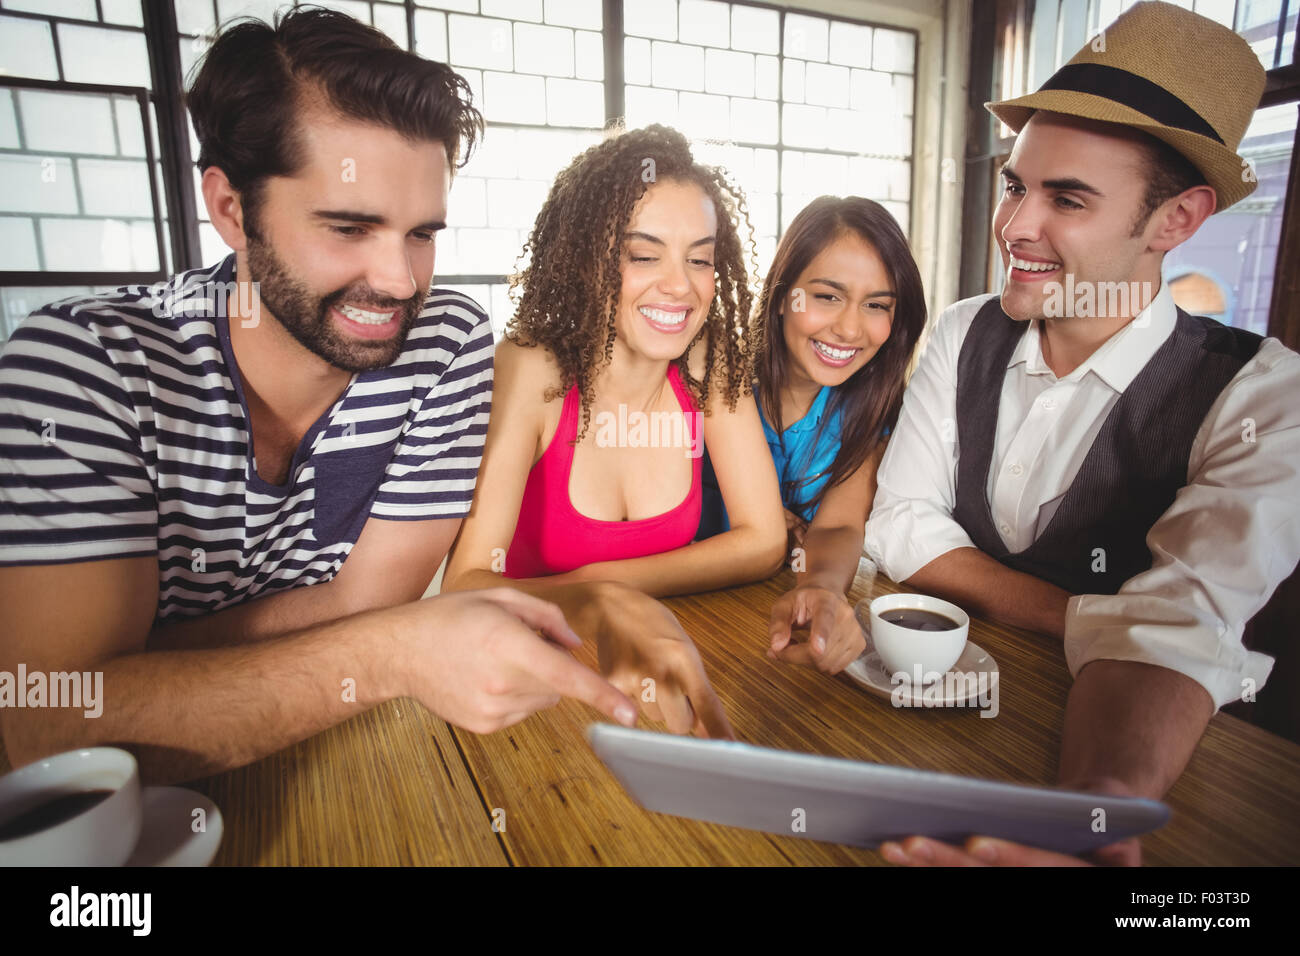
[865,1,1300,864]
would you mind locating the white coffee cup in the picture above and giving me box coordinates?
[0,747,142,866]
[856,593,969,684]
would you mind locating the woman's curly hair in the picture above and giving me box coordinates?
[506,124,759,439]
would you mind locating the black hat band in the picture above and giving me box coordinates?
[1037,62,1225,144]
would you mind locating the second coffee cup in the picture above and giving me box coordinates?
[858,593,969,683]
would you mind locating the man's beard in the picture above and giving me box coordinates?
[244,236,424,372]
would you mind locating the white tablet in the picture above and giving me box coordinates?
[587,724,1169,854]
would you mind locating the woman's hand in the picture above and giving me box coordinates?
[587,583,735,739]
[767,583,865,674]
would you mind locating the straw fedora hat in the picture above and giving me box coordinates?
[986,1,1265,211]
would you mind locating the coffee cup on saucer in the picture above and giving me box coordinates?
[856,593,969,684]
[0,747,143,866]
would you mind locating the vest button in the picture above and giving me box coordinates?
[1008,462,1024,476]
[999,522,1012,534]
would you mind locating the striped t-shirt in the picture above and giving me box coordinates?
[0,255,493,623]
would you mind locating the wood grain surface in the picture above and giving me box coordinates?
[2,559,1297,865]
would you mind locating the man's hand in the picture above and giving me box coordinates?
[768,584,865,675]
[879,777,1142,866]
[391,587,639,734]
[589,584,735,739]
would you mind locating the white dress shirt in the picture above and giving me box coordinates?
[864,284,1300,709]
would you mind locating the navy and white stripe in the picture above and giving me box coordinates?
[0,255,493,622]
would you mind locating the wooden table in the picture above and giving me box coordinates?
[178,559,1300,865]
[6,560,1297,864]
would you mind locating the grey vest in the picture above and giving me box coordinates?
[953,297,1262,595]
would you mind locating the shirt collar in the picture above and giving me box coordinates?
[1006,280,1177,393]
[785,385,832,435]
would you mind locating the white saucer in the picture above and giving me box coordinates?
[844,633,999,708]
[124,786,223,867]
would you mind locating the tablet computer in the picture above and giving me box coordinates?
[587,724,1169,854]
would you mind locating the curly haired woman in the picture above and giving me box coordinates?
[443,126,785,735]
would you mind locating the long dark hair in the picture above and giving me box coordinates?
[757,196,925,524]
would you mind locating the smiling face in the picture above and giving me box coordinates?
[613,178,718,365]
[993,112,1165,324]
[240,104,451,371]
[780,231,895,393]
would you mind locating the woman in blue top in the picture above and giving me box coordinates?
[699,196,926,673]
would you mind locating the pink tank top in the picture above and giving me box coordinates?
[505,364,702,578]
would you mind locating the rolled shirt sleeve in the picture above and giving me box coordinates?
[1065,338,1300,708]
[864,296,986,582]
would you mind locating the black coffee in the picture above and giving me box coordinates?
[0,789,114,841]
[881,608,959,631]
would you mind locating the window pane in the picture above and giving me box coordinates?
[730,4,777,54]
[515,23,575,76]
[625,36,651,85]
[102,0,145,27]
[624,0,676,40]
[545,77,603,126]
[805,62,850,108]
[78,159,154,218]
[1237,0,1297,68]
[575,30,603,80]
[652,41,705,91]
[705,48,754,97]
[58,24,151,87]
[730,97,777,144]
[0,217,40,270]
[679,0,730,47]
[5,0,97,19]
[414,10,449,61]
[19,90,117,155]
[449,14,514,70]
[783,58,805,103]
[625,85,678,127]
[872,27,915,73]
[677,92,729,139]
[781,103,827,149]
[545,0,602,30]
[0,16,60,81]
[1166,102,1297,335]
[482,71,545,123]
[451,177,488,227]
[754,54,778,99]
[785,13,828,62]
[484,0,543,22]
[417,0,477,12]
[372,2,409,47]
[828,21,872,68]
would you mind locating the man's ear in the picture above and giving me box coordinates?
[201,167,250,253]
[1148,184,1217,253]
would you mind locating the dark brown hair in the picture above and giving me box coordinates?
[757,196,926,524]
[187,5,483,237]
[507,124,758,438]
[1131,133,1209,234]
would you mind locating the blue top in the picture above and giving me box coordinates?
[697,385,846,538]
